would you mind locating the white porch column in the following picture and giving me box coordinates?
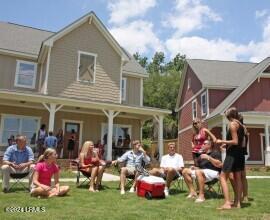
[103,109,120,161]
[43,103,63,132]
[264,123,270,166]
[221,116,227,162]
[154,115,164,161]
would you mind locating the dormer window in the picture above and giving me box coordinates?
[14,60,37,89]
[77,51,97,83]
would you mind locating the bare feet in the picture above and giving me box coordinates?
[217,204,232,210]
[89,187,96,192]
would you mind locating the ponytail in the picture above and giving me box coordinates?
[37,154,45,163]
[37,148,56,163]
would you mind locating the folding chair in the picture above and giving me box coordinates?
[9,172,30,192]
[205,178,221,198]
[70,159,91,187]
[172,175,184,191]
[117,162,135,188]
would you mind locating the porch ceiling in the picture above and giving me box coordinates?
[0,90,170,118]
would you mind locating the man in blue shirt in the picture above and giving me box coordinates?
[112,140,150,195]
[44,131,57,149]
[1,135,34,192]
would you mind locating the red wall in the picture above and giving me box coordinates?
[232,78,270,112]
[247,128,264,161]
[209,89,233,113]
[179,66,202,106]
[178,128,194,161]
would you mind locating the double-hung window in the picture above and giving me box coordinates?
[192,100,197,120]
[201,92,207,116]
[121,77,127,101]
[14,60,37,89]
[77,51,97,83]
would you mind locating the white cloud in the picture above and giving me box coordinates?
[255,9,268,19]
[108,0,156,25]
[110,20,164,54]
[164,0,222,36]
[165,36,246,60]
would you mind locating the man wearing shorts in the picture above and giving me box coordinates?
[112,140,150,195]
[182,140,222,203]
[149,142,184,197]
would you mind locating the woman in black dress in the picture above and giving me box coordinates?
[68,129,76,159]
[216,107,245,209]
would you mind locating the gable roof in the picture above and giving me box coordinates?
[187,59,257,88]
[41,11,129,62]
[0,21,53,56]
[0,12,147,76]
[207,57,270,119]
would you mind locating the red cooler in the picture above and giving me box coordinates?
[136,175,166,199]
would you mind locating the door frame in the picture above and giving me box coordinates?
[62,119,83,151]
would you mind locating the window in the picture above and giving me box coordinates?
[192,100,197,119]
[187,78,191,90]
[0,115,39,145]
[121,77,127,101]
[101,123,132,148]
[14,60,37,89]
[201,92,207,115]
[77,51,97,83]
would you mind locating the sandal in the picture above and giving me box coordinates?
[186,193,197,199]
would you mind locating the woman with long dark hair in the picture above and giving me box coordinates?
[216,107,245,209]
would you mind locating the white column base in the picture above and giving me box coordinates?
[265,148,270,166]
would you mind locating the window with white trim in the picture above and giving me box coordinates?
[187,78,191,90]
[121,77,127,101]
[77,51,97,83]
[14,60,37,89]
[201,92,207,115]
[192,100,197,119]
[101,123,131,148]
[0,115,39,145]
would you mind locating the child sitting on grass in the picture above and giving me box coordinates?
[30,148,69,198]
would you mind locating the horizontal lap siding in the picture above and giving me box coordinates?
[178,128,194,161]
[247,128,264,161]
[122,76,140,106]
[0,54,40,92]
[179,66,202,106]
[208,89,233,113]
[232,78,270,112]
[48,21,121,103]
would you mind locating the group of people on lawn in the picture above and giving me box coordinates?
[1,107,248,210]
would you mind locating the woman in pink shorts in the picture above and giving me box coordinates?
[31,148,69,197]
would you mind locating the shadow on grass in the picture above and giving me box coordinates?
[170,188,187,195]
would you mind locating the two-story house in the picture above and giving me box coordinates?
[0,12,170,160]
[176,58,270,166]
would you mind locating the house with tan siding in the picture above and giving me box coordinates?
[176,58,270,166]
[0,12,170,160]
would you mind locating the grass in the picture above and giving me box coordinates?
[1,179,270,220]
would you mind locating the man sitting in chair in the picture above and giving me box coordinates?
[182,140,222,203]
[149,142,184,197]
[112,140,150,195]
[1,135,35,193]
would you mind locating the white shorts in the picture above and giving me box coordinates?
[190,169,219,182]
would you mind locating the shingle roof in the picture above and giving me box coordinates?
[0,21,146,75]
[0,21,54,55]
[207,57,270,119]
[187,59,257,87]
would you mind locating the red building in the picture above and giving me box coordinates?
[176,58,270,166]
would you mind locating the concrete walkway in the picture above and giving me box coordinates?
[1,175,270,183]
[0,172,120,183]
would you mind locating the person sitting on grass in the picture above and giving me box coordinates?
[30,148,69,198]
[79,141,105,192]
[182,140,222,203]
[112,140,150,195]
[149,142,184,197]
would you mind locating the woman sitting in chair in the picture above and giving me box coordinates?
[79,141,105,192]
[30,148,70,198]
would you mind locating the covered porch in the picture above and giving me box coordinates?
[207,112,270,166]
[0,90,170,160]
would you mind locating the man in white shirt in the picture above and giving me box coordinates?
[149,142,184,196]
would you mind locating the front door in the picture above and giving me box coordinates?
[63,122,80,159]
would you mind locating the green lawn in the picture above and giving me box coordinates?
[1,179,270,220]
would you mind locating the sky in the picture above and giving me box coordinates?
[1,0,270,62]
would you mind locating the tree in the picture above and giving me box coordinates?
[134,52,186,140]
